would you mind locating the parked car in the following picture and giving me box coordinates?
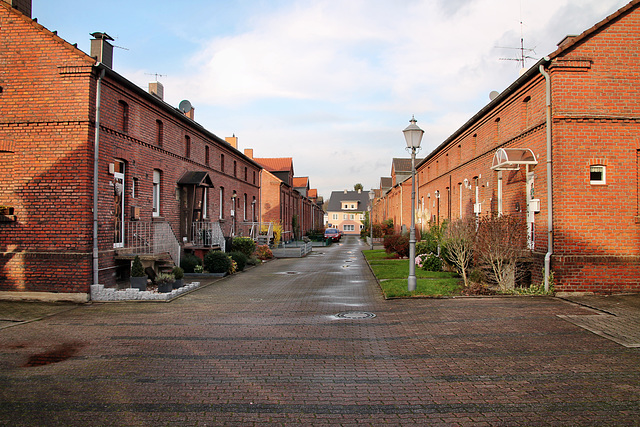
[324,228,342,242]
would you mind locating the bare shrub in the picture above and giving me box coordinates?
[443,217,476,287]
[475,215,530,291]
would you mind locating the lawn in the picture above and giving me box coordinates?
[363,249,462,298]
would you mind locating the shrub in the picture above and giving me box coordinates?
[443,217,476,287]
[155,272,175,286]
[204,250,232,273]
[383,234,409,258]
[180,253,201,273]
[246,256,260,266]
[381,219,394,236]
[415,253,443,272]
[172,266,184,280]
[229,251,248,272]
[231,237,256,258]
[255,245,273,260]
[131,255,145,277]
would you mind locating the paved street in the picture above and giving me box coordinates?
[1,237,639,426]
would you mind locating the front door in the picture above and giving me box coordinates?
[113,161,125,248]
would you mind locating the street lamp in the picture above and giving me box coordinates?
[403,116,424,292]
[369,189,375,250]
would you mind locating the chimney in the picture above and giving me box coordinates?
[149,82,164,100]
[90,32,114,68]
[225,135,238,149]
[2,0,31,18]
[244,148,254,159]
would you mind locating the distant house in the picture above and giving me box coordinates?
[0,2,260,301]
[326,190,371,236]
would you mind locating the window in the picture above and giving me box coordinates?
[590,165,606,185]
[332,214,338,220]
[243,194,248,221]
[219,187,224,219]
[253,171,256,185]
[343,214,348,220]
[185,135,191,158]
[202,188,208,219]
[233,161,237,177]
[344,224,355,231]
[244,167,248,181]
[221,154,225,172]
[252,196,256,221]
[156,120,163,147]
[132,177,138,198]
[359,214,364,220]
[152,170,161,217]
[350,214,355,220]
[119,100,129,133]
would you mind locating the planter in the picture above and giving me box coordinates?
[157,282,173,293]
[173,278,184,289]
[130,276,147,291]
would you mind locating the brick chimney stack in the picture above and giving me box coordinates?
[225,135,238,149]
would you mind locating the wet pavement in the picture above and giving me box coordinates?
[0,236,639,426]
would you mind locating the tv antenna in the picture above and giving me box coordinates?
[496,8,537,70]
[145,73,167,81]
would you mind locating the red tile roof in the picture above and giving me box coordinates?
[293,176,309,187]
[254,157,293,172]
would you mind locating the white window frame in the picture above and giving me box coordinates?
[203,187,208,219]
[332,214,338,220]
[152,169,161,217]
[343,224,355,231]
[590,165,606,185]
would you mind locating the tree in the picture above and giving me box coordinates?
[354,183,363,192]
[443,217,476,287]
[475,215,530,291]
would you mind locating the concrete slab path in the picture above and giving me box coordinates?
[1,236,639,425]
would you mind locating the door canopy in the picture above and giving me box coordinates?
[491,148,537,171]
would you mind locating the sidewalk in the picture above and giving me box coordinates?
[1,237,638,425]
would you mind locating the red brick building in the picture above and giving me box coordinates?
[248,155,324,241]
[0,2,261,301]
[373,1,640,294]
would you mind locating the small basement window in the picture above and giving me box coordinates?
[590,165,606,185]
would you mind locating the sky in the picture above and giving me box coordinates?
[34,0,629,200]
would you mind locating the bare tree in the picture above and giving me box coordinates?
[476,214,529,291]
[444,217,476,287]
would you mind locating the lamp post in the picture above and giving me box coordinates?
[403,116,424,292]
[369,189,375,250]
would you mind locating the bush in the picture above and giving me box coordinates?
[204,250,232,273]
[246,256,260,266]
[231,237,256,258]
[229,251,248,272]
[255,245,273,260]
[307,229,325,241]
[383,234,409,258]
[131,255,145,277]
[172,266,184,280]
[415,253,443,272]
[180,253,201,273]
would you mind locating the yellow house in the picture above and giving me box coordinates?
[325,190,371,236]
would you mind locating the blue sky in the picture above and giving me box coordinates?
[34,0,628,200]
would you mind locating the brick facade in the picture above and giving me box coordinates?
[0,4,261,299]
[372,1,640,293]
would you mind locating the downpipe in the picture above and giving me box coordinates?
[539,60,553,292]
[93,66,106,289]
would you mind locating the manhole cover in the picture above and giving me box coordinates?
[335,311,376,319]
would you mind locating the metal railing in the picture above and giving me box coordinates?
[191,221,226,252]
[125,221,181,266]
[238,222,274,245]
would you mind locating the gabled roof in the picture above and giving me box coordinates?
[380,177,393,189]
[177,171,214,187]
[326,190,371,212]
[254,157,293,173]
[293,176,309,188]
[308,188,318,198]
[392,158,413,173]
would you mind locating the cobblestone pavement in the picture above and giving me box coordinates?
[1,237,639,426]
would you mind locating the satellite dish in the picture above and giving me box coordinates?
[179,100,192,113]
[489,91,500,101]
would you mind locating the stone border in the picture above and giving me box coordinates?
[90,282,203,302]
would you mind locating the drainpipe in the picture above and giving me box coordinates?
[539,59,553,292]
[93,66,106,289]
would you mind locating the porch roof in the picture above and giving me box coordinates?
[177,171,214,187]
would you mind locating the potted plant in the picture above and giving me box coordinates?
[156,272,175,293]
[172,266,184,289]
[130,255,147,291]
